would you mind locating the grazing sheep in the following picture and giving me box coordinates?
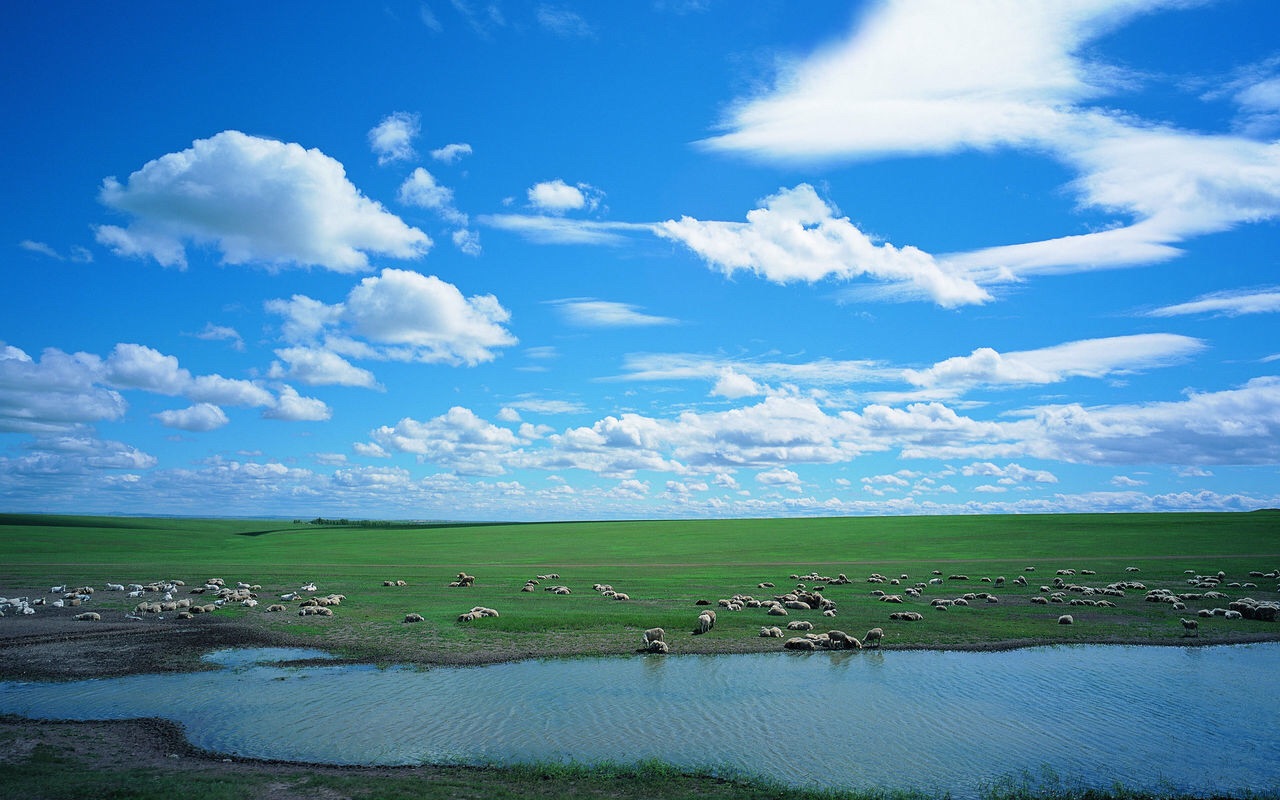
[759,626,784,638]
[645,640,670,654]
[827,630,861,650]
[1058,614,1074,625]
[404,613,425,623]
[693,610,716,635]
[73,612,100,621]
[1180,618,1199,637]
[864,627,884,647]
[643,627,665,645]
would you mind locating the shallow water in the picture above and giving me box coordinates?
[2,643,1277,799]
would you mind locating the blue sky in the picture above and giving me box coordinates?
[3,1,1279,520]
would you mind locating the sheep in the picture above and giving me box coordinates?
[759,626,784,638]
[73,612,100,621]
[1179,618,1199,637]
[643,627,665,645]
[786,620,814,631]
[265,604,286,613]
[105,582,125,591]
[299,606,333,617]
[767,605,789,616]
[783,637,816,651]
[693,610,716,635]
[864,627,884,647]
[826,630,861,650]
[645,640,670,654]
[404,613,425,623]
[1058,614,1074,625]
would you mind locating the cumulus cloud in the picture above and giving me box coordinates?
[267,268,517,369]
[367,406,525,476]
[903,334,1205,391]
[0,345,124,433]
[961,461,1057,485]
[711,368,763,399]
[550,298,677,328]
[268,347,380,389]
[369,111,420,165]
[527,179,603,214]
[154,403,229,432]
[262,385,331,422]
[657,184,990,307]
[431,142,473,163]
[398,167,467,226]
[95,130,430,271]
[1148,287,1280,318]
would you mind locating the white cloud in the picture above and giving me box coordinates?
[657,184,990,307]
[267,268,517,368]
[537,5,594,38]
[961,462,1057,484]
[20,240,93,262]
[503,397,587,415]
[192,323,244,351]
[154,403,229,432]
[269,347,381,389]
[527,179,601,213]
[1148,287,1280,317]
[699,3,1280,287]
[480,214,649,245]
[1111,474,1146,487]
[452,228,481,256]
[95,130,430,271]
[262,385,331,422]
[614,351,887,386]
[369,111,420,165]
[0,345,124,433]
[188,374,274,407]
[550,298,677,328]
[368,406,525,476]
[903,334,1205,391]
[711,368,762,399]
[398,167,467,226]
[756,467,802,489]
[431,143,473,163]
[104,343,191,394]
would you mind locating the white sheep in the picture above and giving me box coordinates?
[759,626,784,638]
[693,610,716,635]
[1179,618,1199,636]
[786,620,814,631]
[643,627,665,645]
[1058,614,1074,625]
[864,627,884,647]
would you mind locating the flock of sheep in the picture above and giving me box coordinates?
[0,577,342,624]
[4,560,1276,662]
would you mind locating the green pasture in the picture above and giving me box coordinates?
[2,511,1278,663]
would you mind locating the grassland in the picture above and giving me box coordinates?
[2,511,1279,667]
[2,511,1278,800]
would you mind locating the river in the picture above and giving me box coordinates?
[2,643,1276,799]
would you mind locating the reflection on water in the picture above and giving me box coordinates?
[2,643,1277,799]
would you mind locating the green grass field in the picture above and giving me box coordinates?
[2,511,1279,663]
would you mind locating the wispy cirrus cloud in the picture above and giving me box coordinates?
[550,298,678,328]
[697,1,1280,288]
[1147,287,1280,317]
